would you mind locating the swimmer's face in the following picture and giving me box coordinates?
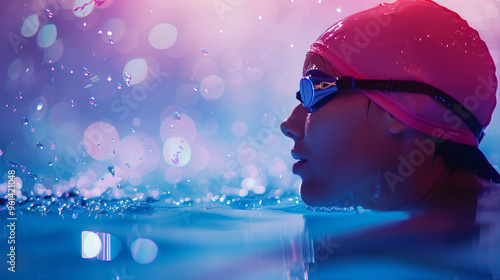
[281,54,391,207]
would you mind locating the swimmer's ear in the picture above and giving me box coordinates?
[384,111,409,134]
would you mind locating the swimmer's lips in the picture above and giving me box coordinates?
[291,151,307,174]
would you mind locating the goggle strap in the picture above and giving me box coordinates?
[353,78,484,143]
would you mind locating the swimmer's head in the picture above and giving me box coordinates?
[281,0,499,210]
[306,0,497,145]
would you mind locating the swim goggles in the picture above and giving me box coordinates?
[296,70,485,143]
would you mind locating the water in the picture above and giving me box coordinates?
[1,0,500,279]
[3,195,499,279]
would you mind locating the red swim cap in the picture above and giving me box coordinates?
[308,0,497,146]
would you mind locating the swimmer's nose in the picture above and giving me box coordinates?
[280,105,308,141]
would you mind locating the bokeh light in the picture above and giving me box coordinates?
[43,39,64,63]
[130,238,158,264]
[160,110,197,143]
[149,23,178,50]
[83,122,120,161]
[1,0,499,214]
[123,58,148,86]
[96,232,122,261]
[163,137,191,167]
[112,132,160,177]
[73,0,95,17]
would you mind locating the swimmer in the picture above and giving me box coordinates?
[281,0,500,211]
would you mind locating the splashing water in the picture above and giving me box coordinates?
[173,111,181,120]
[108,165,115,177]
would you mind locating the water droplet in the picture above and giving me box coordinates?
[108,166,115,177]
[82,67,90,76]
[72,214,78,219]
[193,85,199,91]
[139,157,143,161]
[116,82,122,90]
[83,22,87,27]
[173,111,181,120]
[201,48,208,55]
[48,162,53,166]
[117,184,123,189]
[98,28,103,35]
[124,72,132,86]
[97,143,101,148]
[22,117,28,125]
[107,75,112,82]
[170,125,175,129]
[37,103,43,111]
[107,30,113,36]
[70,100,75,107]
[37,143,44,149]
[89,97,96,106]
[336,6,342,12]
[126,163,131,169]
[109,37,114,44]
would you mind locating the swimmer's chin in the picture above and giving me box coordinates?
[300,185,341,207]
